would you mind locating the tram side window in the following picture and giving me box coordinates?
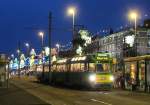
[89,63,95,72]
[52,65,56,71]
[74,63,80,72]
[80,63,85,72]
[45,66,49,72]
[57,65,62,72]
[62,64,66,72]
[59,65,62,72]
[56,65,58,72]
[58,64,65,72]
[103,63,110,71]
[71,64,74,72]
[54,65,56,71]
[56,65,60,72]
[71,63,81,72]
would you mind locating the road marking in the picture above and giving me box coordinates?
[91,99,112,105]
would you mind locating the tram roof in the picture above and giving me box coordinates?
[124,55,150,62]
[55,53,113,64]
[55,55,95,64]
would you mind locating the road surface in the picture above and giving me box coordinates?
[7,77,150,105]
[0,81,50,105]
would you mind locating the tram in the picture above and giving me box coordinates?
[37,53,114,90]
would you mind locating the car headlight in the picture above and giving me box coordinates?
[89,74,96,82]
[110,76,114,81]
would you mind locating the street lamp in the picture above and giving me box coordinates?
[38,31,45,78]
[38,31,44,49]
[25,43,29,48]
[25,43,30,73]
[11,54,14,59]
[67,6,76,39]
[56,43,60,54]
[17,49,20,54]
[128,10,139,56]
[17,49,20,77]
[129,11,138,35]
[25,43,30,57]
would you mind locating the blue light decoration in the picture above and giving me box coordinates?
[34,56,39,65]
[9,60,13,70]
[44,47,50,56]
[20,54,25,69]
[44,56,49,63]
[34,59,39,65]
[12,58,19,70]
[25,57,30,66]
[42,56,46,64]
[30,55,35,66]
[39,58,42,65]
[29,49,36,66]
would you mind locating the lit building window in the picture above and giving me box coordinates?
[147,41,150,47]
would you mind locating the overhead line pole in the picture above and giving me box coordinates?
[48,12,52,83]
[18,41,21,78]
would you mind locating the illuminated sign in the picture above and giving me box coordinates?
[96,56,109,61]
[30,49,36,56]
[96,53,112,63]
[125,35,135,47]
[57,59,67,63]
[44,47,50,56]
[71,56,87,61]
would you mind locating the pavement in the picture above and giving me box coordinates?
[6,76,150,105]
[0,80,50,105]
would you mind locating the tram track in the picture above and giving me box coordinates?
[10,77,150,105]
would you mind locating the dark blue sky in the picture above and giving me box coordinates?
[0,0,150,55]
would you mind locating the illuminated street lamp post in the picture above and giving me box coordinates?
[38,31,44,61]
[17,49,20,78]
[11,54,14,59]
[129,11,138,36]
[56,43,60,55]
[128,10,138,56]
[67,6,76,39]
[25,43,30,74]
[38,31,45,78]
[25,43,30,57]
[38,32,44,49]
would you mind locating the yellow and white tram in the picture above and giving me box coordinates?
[37,53,114,90]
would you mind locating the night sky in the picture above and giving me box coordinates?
[0,0,150,55]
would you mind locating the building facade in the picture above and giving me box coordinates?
[86,27,150,70]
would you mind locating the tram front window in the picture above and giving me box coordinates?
[96,64,104,72]
[103,63,110,71]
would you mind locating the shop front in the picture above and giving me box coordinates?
[0,54,9,88]
[124,55,150,92]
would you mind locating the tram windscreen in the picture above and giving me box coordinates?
[96,63,110,72]
[96,64,104,72]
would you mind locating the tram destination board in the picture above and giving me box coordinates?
[96,53,112,63]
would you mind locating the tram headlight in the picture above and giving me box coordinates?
[89,74,96,82]
[110,76,114,81]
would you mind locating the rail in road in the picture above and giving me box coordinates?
[11,77,150,105]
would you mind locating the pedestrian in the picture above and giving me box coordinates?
[131,78,136,91]
[120,75,125,89]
